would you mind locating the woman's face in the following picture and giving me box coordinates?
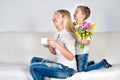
[52,11,63,27]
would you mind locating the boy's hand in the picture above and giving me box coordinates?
[81,39,90,45]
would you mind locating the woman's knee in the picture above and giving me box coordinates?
[31,57,36,63]
[29,64,35,73]
[31,57,43,63]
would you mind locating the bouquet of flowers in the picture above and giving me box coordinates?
[73,21,96,50]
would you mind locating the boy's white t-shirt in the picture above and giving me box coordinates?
[75,36,91,55]
[54,29,77,70]
[72,21,92,55]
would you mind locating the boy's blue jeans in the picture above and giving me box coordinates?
[76,53,105,72]
[30,57,76,80]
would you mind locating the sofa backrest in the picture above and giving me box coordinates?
[0,32,119,65]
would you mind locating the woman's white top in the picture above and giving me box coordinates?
[54,29,77,70]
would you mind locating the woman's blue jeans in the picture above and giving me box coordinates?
[29,57,76,80]
[76,53,105,72]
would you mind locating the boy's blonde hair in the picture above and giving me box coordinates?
[77,5,91,20]
[57,9,73,32]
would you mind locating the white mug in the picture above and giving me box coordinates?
[40,38,48,45]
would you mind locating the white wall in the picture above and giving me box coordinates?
[0,0,120,32]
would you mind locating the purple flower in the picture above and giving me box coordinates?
[81,21,91,29]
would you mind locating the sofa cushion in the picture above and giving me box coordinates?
[51,64,120,80]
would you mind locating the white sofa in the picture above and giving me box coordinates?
[0,32,120,80]
[0,63,32,80]
[51,64,120,80]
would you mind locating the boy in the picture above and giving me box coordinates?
[73,5,112,72]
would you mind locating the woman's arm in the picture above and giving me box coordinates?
[44,45,56,55]
[56,43,74,61]
[48,38,74,61]
[48,45,56,55]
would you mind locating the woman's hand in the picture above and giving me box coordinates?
[43,45,49,48]
[48,38,59,48]
[43,38,57,55]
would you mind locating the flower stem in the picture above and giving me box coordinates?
[80,44,84,49]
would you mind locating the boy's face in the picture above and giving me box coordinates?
[74,8,85,21]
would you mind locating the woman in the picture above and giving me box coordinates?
[29,9,77,80]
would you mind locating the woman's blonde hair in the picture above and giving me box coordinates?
[57,9,73,32]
